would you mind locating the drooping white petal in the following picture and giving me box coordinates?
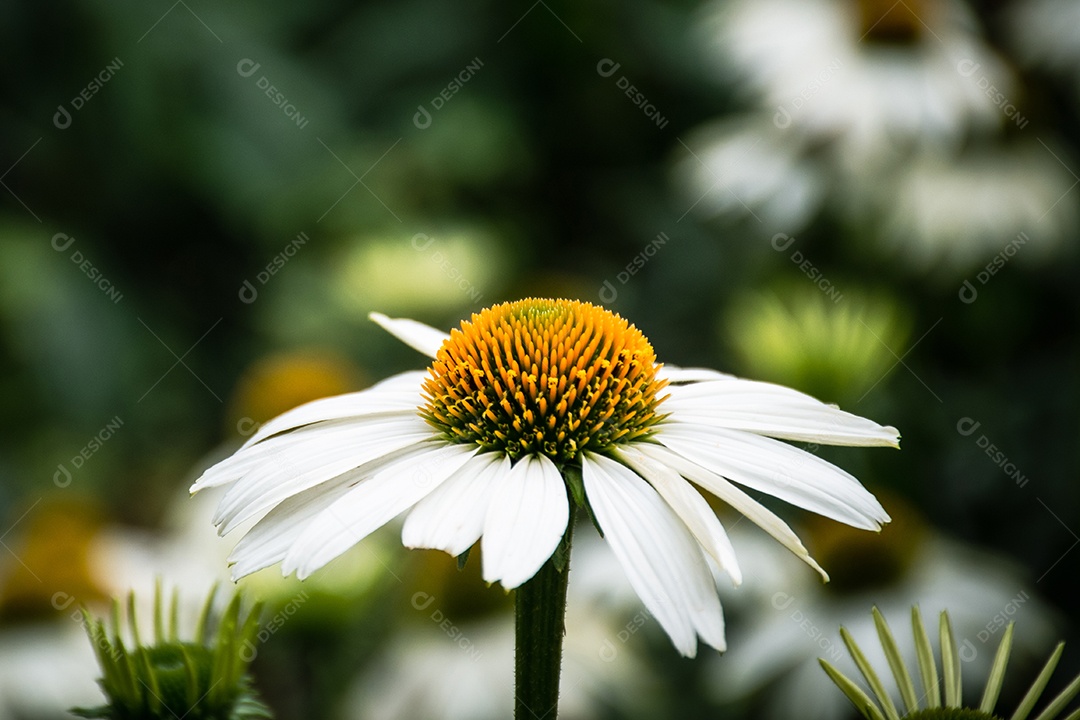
[228,478,353,579]
[637,443,829,581]
[237,370,426,450]
[369,312,450,359]
[402,452,509,557]
[215,416,435,533]
[481,454,570,589]
[657,423,890,530]
[192,411,423,492]
[656,365,736,384]
[582,452,726,657]
[664,378,901,447]
[284,442,477,579]
[613,445,743,586]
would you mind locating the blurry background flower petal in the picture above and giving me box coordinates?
[1009,0,1080,103]
[677,119,826,230]
[704,0,1013,158]
[873,144,1079,272]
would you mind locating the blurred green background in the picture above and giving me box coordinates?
[1,0,1078,717]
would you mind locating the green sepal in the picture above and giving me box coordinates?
[563,462,603,538]
[456,546,472,570]
[563,464,587,509]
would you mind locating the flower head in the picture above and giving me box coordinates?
[193,299,899,656]
[421,299,666,462]
[73,583,270,720]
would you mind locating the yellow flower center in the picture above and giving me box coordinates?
[422,299,668,463]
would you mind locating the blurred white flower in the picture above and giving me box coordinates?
[679,0,1079,272]
[0,623,101,720]
[703,0,1012,162]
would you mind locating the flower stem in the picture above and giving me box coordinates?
[514,512,575,720]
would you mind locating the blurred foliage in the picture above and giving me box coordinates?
[1,0,1078,718]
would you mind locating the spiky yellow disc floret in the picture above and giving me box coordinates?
[421,298,668,463]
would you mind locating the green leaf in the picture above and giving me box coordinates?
[1011,643,1065,720]
[941,611,963,707]
[1031,656,1080,720]
[169,586,180,642]
[820,658,889,720]
[980,623,1015,714]
[914,606,942,709]
[841,625,901,720]
[873,607,920,714]
[196,583,219,645]
[154,578,165,644]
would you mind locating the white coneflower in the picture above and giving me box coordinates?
[193,299,897,662]
[704,0,1012,161]
[681,0,1023,233]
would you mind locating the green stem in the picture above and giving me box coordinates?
[514,513,575,720]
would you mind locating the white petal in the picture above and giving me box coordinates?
[402,452,509,557]
[613,444,742,586]
[215,416,435,533]
[657,423,890,530]
[227,440,441,577]
[637,444,829,581]
[228,479,350,579]
[582,452,726,657]
[481,454,570,589]
[369,312,450,359]
[284,442,477,579]
[192,411,421,492]
[664,378,901,447]
[238,370,426,450]
[656,365,736,384]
